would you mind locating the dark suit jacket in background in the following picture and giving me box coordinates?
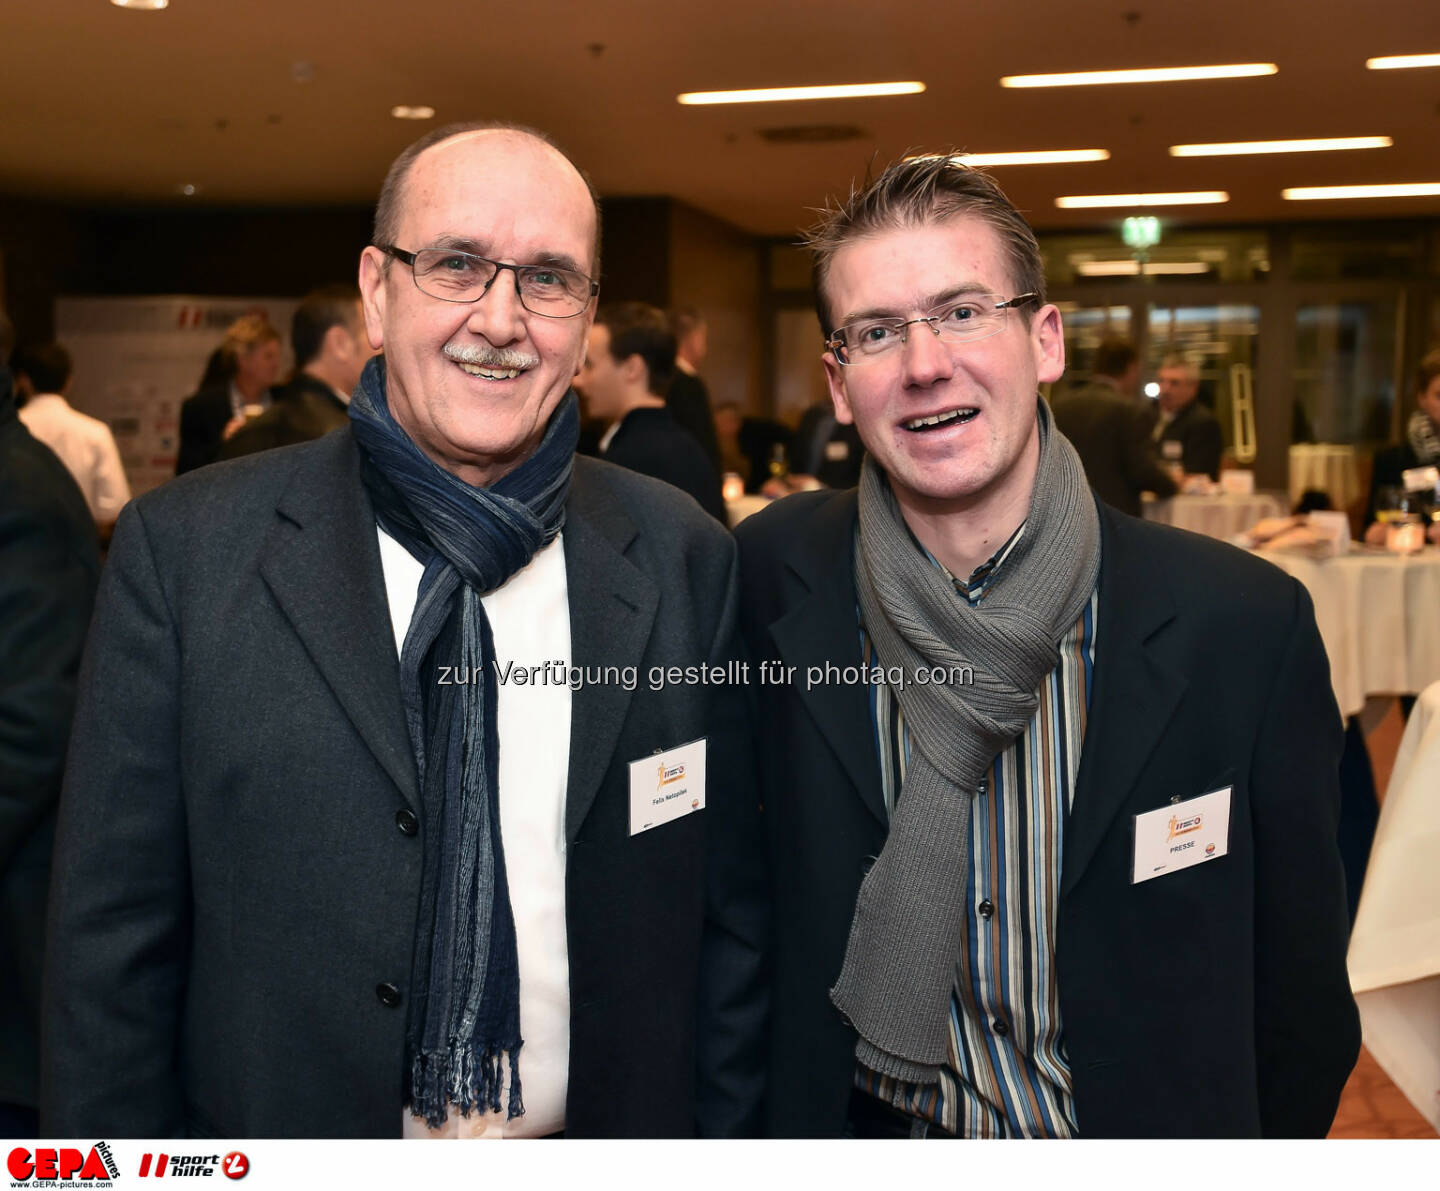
[43,431,767,1138]
[736,489,1358,1138]
[1156,399,1223,480]
[1052,384,1178,516]
[666,369,722,474]
[0,374,100,1110]
[219,374,349,461]
[1363,441,1423,528]
[175,384,234,475]
[603,406,727,524]
[791,405,864,489]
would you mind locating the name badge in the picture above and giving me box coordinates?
[1162,440,1183,461]
[1131,786,1232,884]
[629,737,707,836]
[824,440,851,462]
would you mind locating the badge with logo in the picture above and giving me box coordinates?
[629,738,707,836]
[1131,786,1233,884]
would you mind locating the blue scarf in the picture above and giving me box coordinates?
[349,356,578,1126]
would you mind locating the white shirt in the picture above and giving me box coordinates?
[378,526,573,1140]
[18,393,131,522]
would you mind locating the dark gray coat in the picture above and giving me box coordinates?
[42,428,767,1138]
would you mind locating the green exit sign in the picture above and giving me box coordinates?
[1121,216,1161,250]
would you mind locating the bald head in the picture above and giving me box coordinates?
[373,121,602,276]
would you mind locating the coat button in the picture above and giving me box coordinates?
[395,809,419,836]
[992,1019,1009,1038]
[376,982,402,1008]
[978,899,995,920]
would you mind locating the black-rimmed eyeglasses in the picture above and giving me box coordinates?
[381,245,598,318]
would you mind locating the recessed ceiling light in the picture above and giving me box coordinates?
[179,183,199,197]
[111,0,169,9]
[1055,191,1230,209]
[952,149,1111,166]
[1282,183,1440,200]
[677,81,925,105]
[391,105,436,120]
[1001,64,1276,88]
[1074,260,1211,277]
[1170,136,1393,157]
[1366,54,1440,70]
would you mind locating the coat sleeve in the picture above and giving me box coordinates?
[41,501,190,1137]
[1248,579,1360,1136]
[694,542,770,1137]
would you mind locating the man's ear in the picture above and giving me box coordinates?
[822,350,854,424]
[620,352,647,388]
[357,247,388,351]
[1031,303,1065,385]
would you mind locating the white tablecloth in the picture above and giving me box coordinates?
[1347,680,1440,1132]
[1290,443,1360,511]
[1255,548,1440,718]
[1143,493,1285,540]
[725,494,771,529]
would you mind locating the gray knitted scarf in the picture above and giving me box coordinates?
[832,397,1101,1084]
[1407,410,1440,466]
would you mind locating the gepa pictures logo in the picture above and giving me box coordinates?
[7,1142,119,1184]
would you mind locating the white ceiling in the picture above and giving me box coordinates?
[2,0,1438,234]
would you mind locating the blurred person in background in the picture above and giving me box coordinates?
[1362,347,1440,546]
[1151,355,1222,481]
[0,307,101,1136]
[175,313,283,474]
[713,401,751,486]
[12,340,131,544]
[221,285,376,460]
[790,397,864,490]
[666,306,722,472]
[577,302,725,523]
[1052,336,1177,516]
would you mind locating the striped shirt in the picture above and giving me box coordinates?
[853,526,1099,1138]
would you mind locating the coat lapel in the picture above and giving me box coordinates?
[259,431,420,810]
[1062,506,1188,896]
[562,461,660,843]
[766,492,886,827]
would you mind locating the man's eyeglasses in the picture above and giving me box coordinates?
[381,245,598,318]
[826,292,1039,366]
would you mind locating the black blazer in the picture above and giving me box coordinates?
[175,384,234,475]
[42,430,767,1138]
[666,370,722,474]
[1156,401,1223,481]
[736,489,1358,1138]
[0,376,100,1109]
[603,407,727,524]
[219,374,350,460]
[1052,384,1177,516]
[1362,441,1423,529]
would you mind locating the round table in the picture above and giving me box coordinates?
[1254,547,1440,718]
[1347,678,1440,1133]
[1143,493,1285,541]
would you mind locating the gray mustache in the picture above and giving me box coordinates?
[444,344,540,370]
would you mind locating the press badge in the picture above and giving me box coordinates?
[629,737,707,836]
[1162,440,1183,460]
[1131,786,1232,884]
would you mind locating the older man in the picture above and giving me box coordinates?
[736,154,1357,1138]
[43,122,765,1139]
[1153,355,1223,481]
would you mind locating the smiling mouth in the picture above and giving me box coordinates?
[903,408,978,432]
[454,361,525,380]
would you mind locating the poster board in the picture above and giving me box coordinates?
[55,295,298,498]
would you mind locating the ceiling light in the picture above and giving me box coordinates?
[1282,183,1440,200]
[110,0,169,9]
[1055,192,1230,209]
[954,149,1111,166]
[1366,54,1440,70]
[391,105,435,120]
[1001,64,1276,88]
[179,183,199,197]
[1170,136,1393,157]
[1075,260,1211,277]
[677,81,925,105]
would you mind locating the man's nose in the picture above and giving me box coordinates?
[900,320,954,387]
[465,269,526,344]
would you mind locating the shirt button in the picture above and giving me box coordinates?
[376,982,402,1008]
[395,809,419,836]
[992,1019,1009,1038]
[978,899,995,920]
[977,781,988,797]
